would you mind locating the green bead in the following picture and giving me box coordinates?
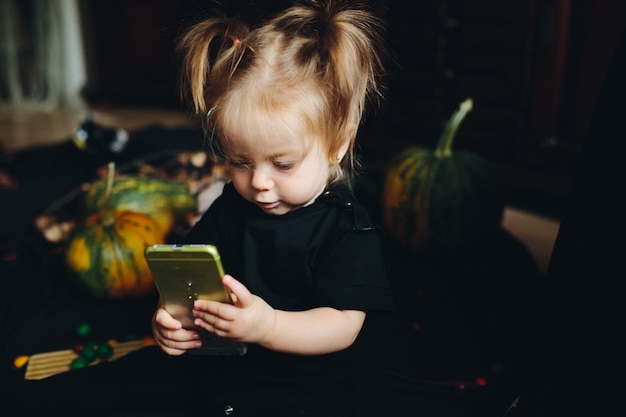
[76,323,91,338]
[97,343,114,359]
[80,343,98,363]
[70,357,89,369]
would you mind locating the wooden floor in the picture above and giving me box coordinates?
[0,104,560,273]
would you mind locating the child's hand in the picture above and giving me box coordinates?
[192,274,276,344]
[152,306,202,356]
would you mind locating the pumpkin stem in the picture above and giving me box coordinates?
[434,98,473,158]
[100,161,116,226]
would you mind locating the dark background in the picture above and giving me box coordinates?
[78,0,626,219]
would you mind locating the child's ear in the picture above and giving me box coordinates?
[336,125,356,162]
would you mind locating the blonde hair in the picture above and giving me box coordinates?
[178,0,387,186]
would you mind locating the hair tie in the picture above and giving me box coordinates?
[206,105,217,121]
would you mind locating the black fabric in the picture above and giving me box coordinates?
[17,345,356,417]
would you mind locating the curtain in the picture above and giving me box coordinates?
[0,0,86,111]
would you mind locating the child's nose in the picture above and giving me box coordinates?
[250,167,273,190]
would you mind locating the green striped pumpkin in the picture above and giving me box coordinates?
[82,175,196,235]
[67,163,166,298]
[66,209,165,298]
[382,98,504,252]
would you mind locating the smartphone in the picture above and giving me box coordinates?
[145,244,247,356]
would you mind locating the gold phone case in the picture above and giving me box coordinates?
[145,244,232,328]
[145,244,247,356]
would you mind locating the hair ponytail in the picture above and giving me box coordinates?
[177,18,250,117]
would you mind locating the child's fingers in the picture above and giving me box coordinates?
[155,307,182,330]
[154,326,202,356]
[158,337,201,356]
[222,274,252,307]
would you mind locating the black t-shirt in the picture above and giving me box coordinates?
[184,182,394,382]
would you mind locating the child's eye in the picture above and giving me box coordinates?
[274,161,295,170]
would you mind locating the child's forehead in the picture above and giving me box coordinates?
[221,77,321,136]
[222,108,313,151]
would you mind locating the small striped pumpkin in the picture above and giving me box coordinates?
[382,98,504,253]
[66,163,165,298]
[66,209,164,298]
